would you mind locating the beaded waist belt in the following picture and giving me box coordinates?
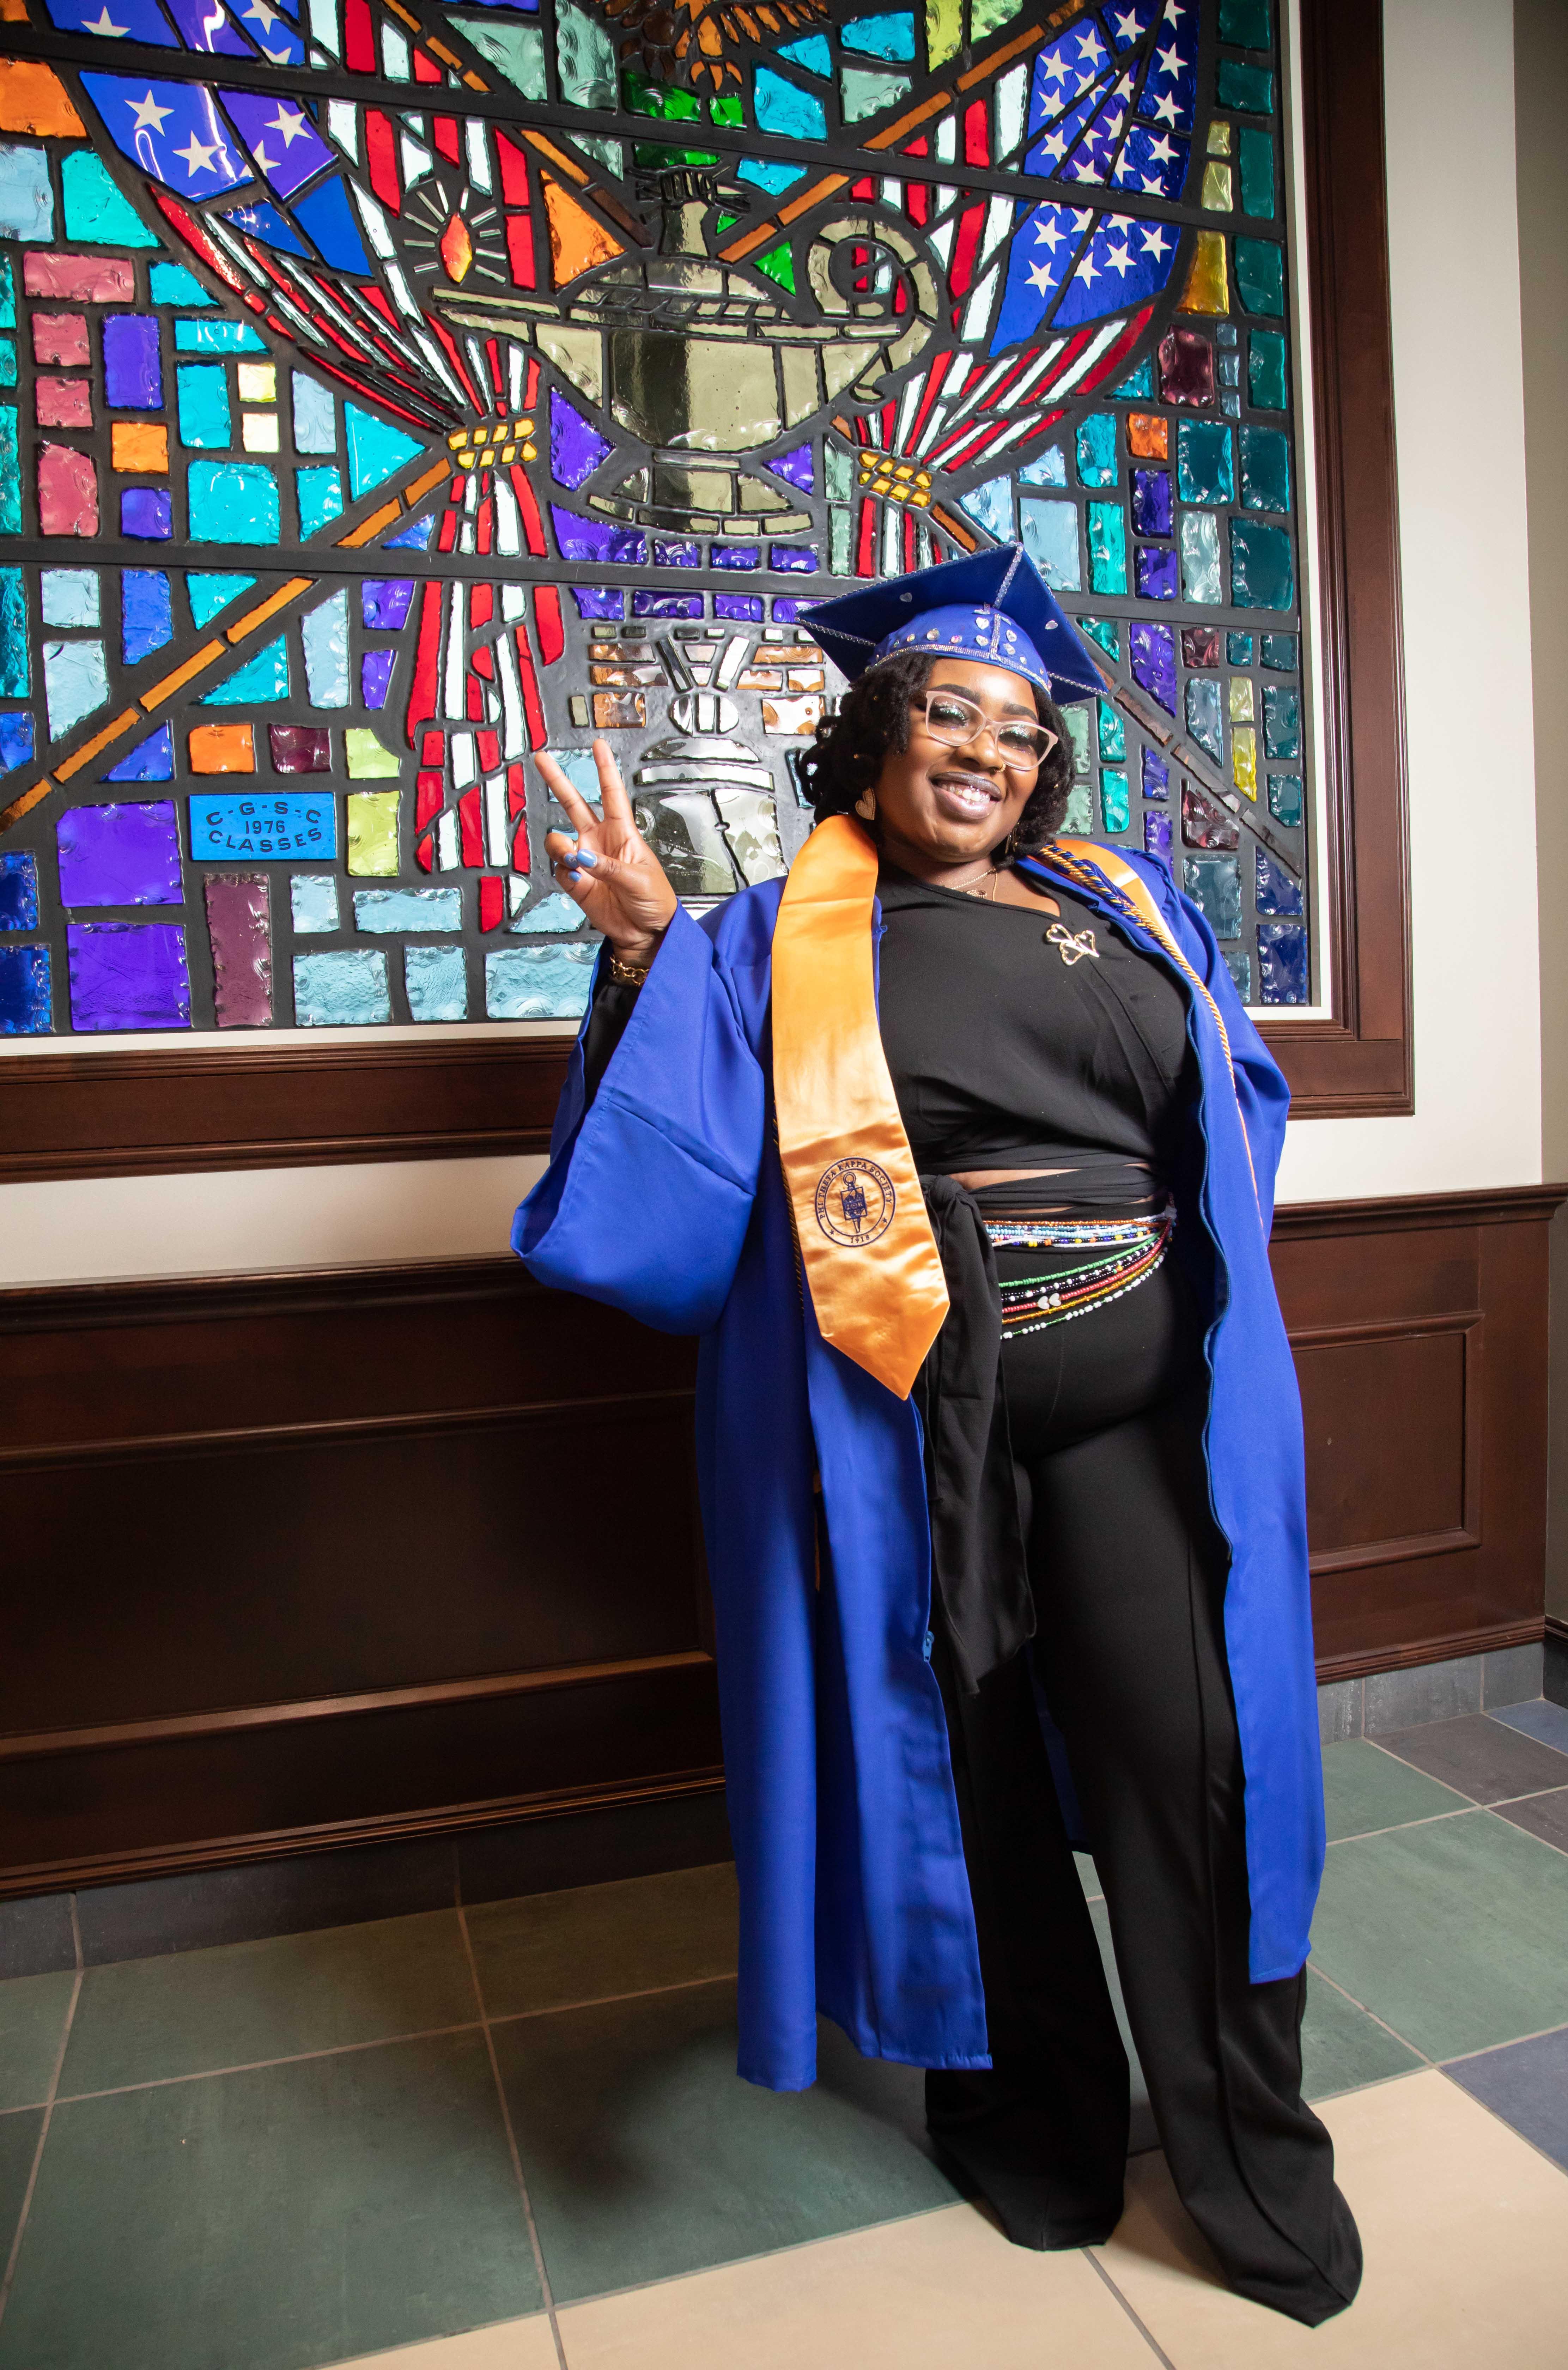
[983,1206,1177,1339]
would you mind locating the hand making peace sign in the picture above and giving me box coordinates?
[538,739,679,965]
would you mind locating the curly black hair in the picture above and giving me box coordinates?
[795,647,1076,853]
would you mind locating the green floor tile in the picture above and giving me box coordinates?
[0,1972,75,2111]
[0,2110,42,2266]
[1309,1810,1568,2060]
[0,2033,541,2370]
[1300,1969,1423,2100]
[1321,1738,1470,1843]
[467,1863,739,2022]
[494,1980,958,2303]
[60,1912,478,2096]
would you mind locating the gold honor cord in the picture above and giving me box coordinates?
[771,815,950,1401]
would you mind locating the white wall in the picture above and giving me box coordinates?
[0,0,1540,1283]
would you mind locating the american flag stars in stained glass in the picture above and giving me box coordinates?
[0,0,1311,1037]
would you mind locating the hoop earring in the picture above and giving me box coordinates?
[854,788,877,823]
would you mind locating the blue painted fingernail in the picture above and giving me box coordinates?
[572,849,598,867]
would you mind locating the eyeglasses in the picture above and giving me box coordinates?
[910,690,1059,772]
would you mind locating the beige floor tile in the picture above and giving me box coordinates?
[323,2316,559,2369]
[1101,2069,1568,2368]
[556,2201,1153,2370]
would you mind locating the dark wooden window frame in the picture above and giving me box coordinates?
[0,0,1408,1185]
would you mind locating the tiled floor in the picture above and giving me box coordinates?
[3,1703,1568,2369]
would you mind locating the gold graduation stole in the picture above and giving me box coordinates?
[771,815,949,1400]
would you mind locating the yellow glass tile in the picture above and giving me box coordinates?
[1128,413,1169,460]
[500,445,517,463]
[1177,230,1230,316]
[1201,162,1234,212]
[521,442,536,461]
[111,420,167,473]
[347,790,401,874]
[242,412,280,453]
[1208,117,1232,154]
[344,727,400,778]
[448,430,468,449]
[1232,723,1257,798]
[1228,677,1254,723]
[237,362,276,403]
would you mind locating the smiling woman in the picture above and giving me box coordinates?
[513,543,1362,2327]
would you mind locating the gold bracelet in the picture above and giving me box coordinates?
[607,950,652,986]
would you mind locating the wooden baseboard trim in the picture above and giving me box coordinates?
[1314,1617,1545,1688]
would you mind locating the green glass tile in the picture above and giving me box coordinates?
[1268,772,1303,825]
[1239,124,1276,216]
[1218,0,1272,44]
[1321,1738,1470,1845]
[825,443,855,502]
[1064,702,1092,777]
[842,67,911,123]
[1240,424,1292,513]
[1217,57,1274,114]
[1300,1971,1423,2102]
[1096,697,1125,761]
[1236,237,1286,316]
[829,503,852,574]
[556,0,616,108]
[1229,516,1295,609]
[0,2036,540,2370]
[467,1864,739,2022]
[1100,767,1130,834]
[1087,500,1127,595]
[449,15,545,98]
[755,239,796,292]
[1176,419,1234,504]
[622,66,700,119]
[970,0,1022,36]
[1062,783,1093,833]
[1310,1812,1568,2060]
[0,1971,75,2111]
[710,92,744,126]
[926,0,964,66]
[58,1913,477,2096]
[496,1984,957,2303]
[1076,411,1119,489]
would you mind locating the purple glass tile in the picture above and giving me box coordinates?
[771,598,809,622]
[121,489,172,540]
[1158,326,1215,407]
[770,443,815,493]
[0,944,51,1035]
[1143,809,1172,860]
[219,90,336,199]
[631,590,703,619]
[269,725,330,773]
[1129,622,1177,716]
[1135,546,1179,600]
[1141,748,1169,800]
[715,595,764,622]
[571,585,624,620]
[57,800,182,907]
[205,872,272,1027]
[549,390,613,491]
[652,537,701,567]
[105,722,173,782]
[770,546,818,572]
[1130,468,1172,537]
[1258,920,1307,1003]
[1256,847,1303,916]
[711,545,760,570]
[1181,625,1222,669]
[164,0,252,54]
[102,315,163,411]
[360,578,414,631]
[361,650,395,707]
[550,508,645,566]
[67,921,190,1030]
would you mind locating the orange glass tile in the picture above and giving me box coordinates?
[1127,414,1169,461]
[188,723,257,774]
[111,421,168,474]
[1177,230,1230,317]
[542,181,623,286]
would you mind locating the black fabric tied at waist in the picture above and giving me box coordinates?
[915,1175,1034,1697]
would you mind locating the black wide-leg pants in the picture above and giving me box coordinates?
[925,1251,1363,2327]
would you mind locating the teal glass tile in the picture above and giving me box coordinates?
[354,887,462,932]
[296,464,343,539]
[176,363,230,451]
[302,590,349,707]
[1076,412,1119,488]
[1238,125,1275,215]
[148,263,211,308]
[0,569,28,697]
[485,943,595,1018]
[777,31,831,72]
[293,948,391,1025]
[1020,496,1080,589]
[736,156,807,194]
[1100,768,1129,833]
[1248,328,1289,410]
[345,403,423,500]
[1112,357,1154,399]
[174,318,267,353]
[187,461,280,544]
[202,636,288,705]
[1223,947,1251,1000]
[0,409,19,536]
[1078,616,1120,662]
[405,943,468,1020]
[1218,0,1272,45]
[291,372,335,454]
[1240,424,1292,512]
[451,13,546,98]
[1229,516,1295,608]
[1096,698,1125,761]
[754,67,827,139]
[1185,675,1223,761]
[1263,681,1301,758]
[187,573,255,628]
[1262,630,1299,668]
[842,66,910,121]
[844,13,915,59]
[1087,500,1127,594]
[61,151,157,247]
[1268,772,1303,825]
[42,569,98,628]
[1235,236,1286,316]
[1176,419,1234,504]
[1182,854,1242,938]
[1179,511,1221,601]
[1217,57,1274,113]
[290,873,339,933]
[0,254,12,331]
[1226,631,1254,665]
[823,443,855,502]
[0,335,14,390]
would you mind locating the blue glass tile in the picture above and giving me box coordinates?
[1130,469,1172,537]
[1267,771,1303,826]
[571,585,625,620]
[1020,497,1080,590]
[174,319,267,353]
[1076,412,1119,489]
[122,490,173,540]
[191,792,335,861]
[188,461,281,544]
[1176,419,1234,504]
[0,710,34,772]
[302,591,350,707]
[652,537,700,567]
[0,943,50,1033]
[292,373,336,454]
[771,598,808,622]
[150,263,212,307]
[405,943,468,1021]
[1256,847,1302,916]
[1224,947,1253,1000]
[770,546,817,572]
[1182,855,1242,939]
[711,545,760,570]
[631,591,704,618]
[1262,682,1301,758]
[68,921,189,1030]
[1141,749,1169,800]
[1129,623,1177,715]
[42,570,98,628]
[1229,517,1295,609]
[1144,808,1172,859]
[105,722,173,782]
[754,68,827,139]
[361,579,415,632]
[1261,632,1298,669]
[715,595,763,621]
[58,800,182,907]
[0,144,52,243]
[844,13,914,59]
[1216,322,1239,347]
[0,849,39,930]
[1185,676,1224,762]
[354,886,462,932]
[385,511,434,551]
[1018,448,1067,487]
[297,466,344,538]
[103,315,162,410]
[551,509,645,565]
[1217,351,1240,387]
[550,389,613,489]
[122,570,173,666]
[293,948,390,1025]
[290,873,339,933]
[770,443,814,493]
[1258,918,1307,1002]
[508,888,585,934]
[293,176,371,273]
[43,639,109,738]
[1136,547,1179,600]
[485,941,596,1018]
[959,475,1013,540]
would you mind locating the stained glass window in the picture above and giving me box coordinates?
[0,0,1309,1034]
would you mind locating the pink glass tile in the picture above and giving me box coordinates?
[34,377,92,430]
[31,314,89,367]
[37,443,99,537]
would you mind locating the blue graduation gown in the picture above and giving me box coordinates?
[512,845,1324,2092]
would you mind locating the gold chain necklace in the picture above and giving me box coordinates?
[948,861,1003,898]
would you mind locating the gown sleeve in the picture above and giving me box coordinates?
[511,903,768,1334]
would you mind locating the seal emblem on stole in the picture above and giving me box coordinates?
[814,1156,896,1247]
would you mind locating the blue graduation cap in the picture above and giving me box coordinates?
[806,544,1107,706]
